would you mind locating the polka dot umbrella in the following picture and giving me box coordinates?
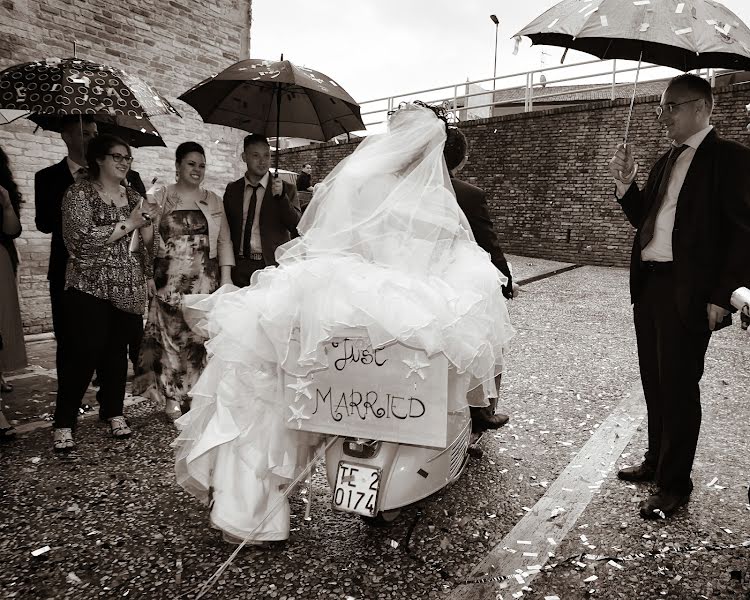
[0,57,179,123]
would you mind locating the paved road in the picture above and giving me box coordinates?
[1,258,748,600]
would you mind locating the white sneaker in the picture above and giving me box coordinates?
[53,428,76,452]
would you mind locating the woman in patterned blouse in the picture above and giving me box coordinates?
[52,134,158,453]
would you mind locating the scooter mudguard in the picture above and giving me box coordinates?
[326,409,471,513]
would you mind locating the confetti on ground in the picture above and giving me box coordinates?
[31,546,50,557]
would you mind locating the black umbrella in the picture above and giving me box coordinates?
[179,57,365,170]
[28,112,167,148]
[516,0,750,141]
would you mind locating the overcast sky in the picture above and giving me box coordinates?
[250,0,750,106]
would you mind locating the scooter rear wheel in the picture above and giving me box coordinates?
[361,509,402,527]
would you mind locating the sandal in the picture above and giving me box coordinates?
[53,428,76,452]
[0,381,13,393]
[0,427,16,442]
[109,416,132,439]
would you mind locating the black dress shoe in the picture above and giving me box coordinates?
[472,412,510,432]
[639,490,690,519]
[617,462,655,482]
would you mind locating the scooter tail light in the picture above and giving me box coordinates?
[342,438,381,459]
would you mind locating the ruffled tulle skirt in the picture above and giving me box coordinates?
[173,240,514,540]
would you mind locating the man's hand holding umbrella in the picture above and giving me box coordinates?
[271,175,284,198]
[608,143,638,190]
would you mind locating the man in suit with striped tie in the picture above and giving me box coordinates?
[609,74,750,518]
[223,134,301,286]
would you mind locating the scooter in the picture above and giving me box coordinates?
[288,328,497,525]
[324,402,473,525]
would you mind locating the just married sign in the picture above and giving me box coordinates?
[283,338,448,447]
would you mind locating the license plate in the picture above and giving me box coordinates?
[332,462,380,517]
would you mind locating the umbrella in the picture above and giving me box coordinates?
[0,57,179,120]
[178,57,365,170]
[27,112,167,148]
[515,0,750,141]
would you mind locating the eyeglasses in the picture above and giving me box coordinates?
[655,98,703,118]
[106,153,134,164]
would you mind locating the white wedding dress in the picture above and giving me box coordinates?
[173,104,515,542]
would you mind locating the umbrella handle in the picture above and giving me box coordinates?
[275,81,282,173]
[623,51,643,145]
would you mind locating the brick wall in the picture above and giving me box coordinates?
[1,0,250,334]
[279,82,750,270]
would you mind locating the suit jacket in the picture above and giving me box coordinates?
[223,174,301,266]
[35,160,148,282]
[35,159,74,283]
[450,177,512,284]
[619,129,750,329]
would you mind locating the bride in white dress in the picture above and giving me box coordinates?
[173,102,515,543]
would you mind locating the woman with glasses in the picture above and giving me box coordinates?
[52,134,158,452]
[133,141,234,419]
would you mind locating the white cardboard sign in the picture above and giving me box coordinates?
[283,338,448,447]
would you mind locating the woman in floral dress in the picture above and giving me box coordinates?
[134,142,234,418]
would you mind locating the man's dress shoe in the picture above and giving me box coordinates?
[471,410,510,433]
[639,490,690,519]
[617,462,655,482]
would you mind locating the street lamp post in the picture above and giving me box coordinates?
[490,14,499,91]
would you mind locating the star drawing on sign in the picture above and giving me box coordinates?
[287,377,314,402]
[402,353,430,380]
[288,404,311,428]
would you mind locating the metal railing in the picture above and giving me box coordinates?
[358,58,718,131]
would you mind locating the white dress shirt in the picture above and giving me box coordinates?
[641,125,713,262]
[66,156,87,181]
[240,171,269,255]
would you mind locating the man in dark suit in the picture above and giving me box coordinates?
[223,134,301,286]
[444,126,514,432]
[35,116,98,360]
[609,74,750,518]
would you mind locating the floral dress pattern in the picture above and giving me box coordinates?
[134,209,219,412]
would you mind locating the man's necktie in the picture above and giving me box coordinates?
[242,184,260,257]
[639,144,688,249]
[74,166,88,182]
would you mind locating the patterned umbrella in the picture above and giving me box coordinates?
[0,57,179,119]
[515,0,750,71]
[179,57,365,168]
[515,0,750,141]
